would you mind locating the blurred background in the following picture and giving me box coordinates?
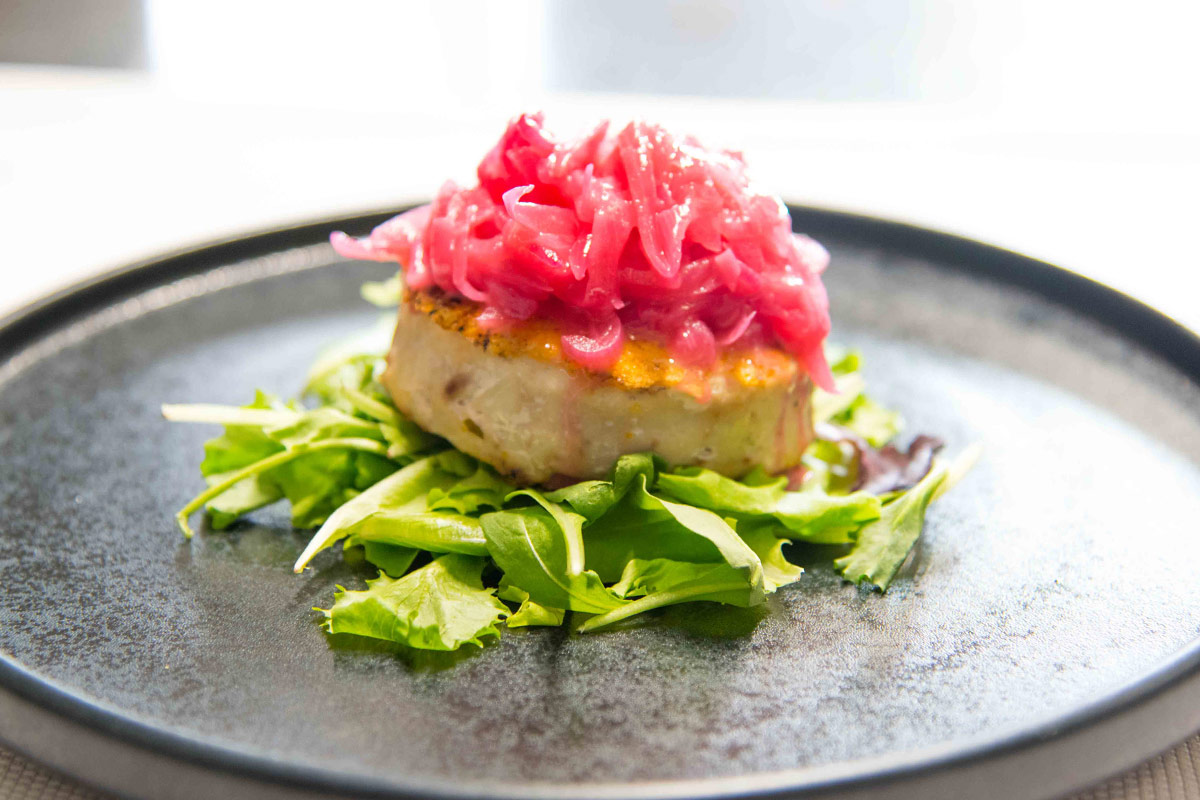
[0,0,1197,325]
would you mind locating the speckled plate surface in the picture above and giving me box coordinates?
[1,208,1199,800]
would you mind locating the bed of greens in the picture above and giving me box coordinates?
[162,280,976,653]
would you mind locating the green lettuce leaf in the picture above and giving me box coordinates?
[426,462,514,515]
[655,464,881,545]
[799,438,860,494]
[834,463,947,590]
[772,488,882,544]
[656,466,784,514]
[579,558,760,633]
[293,452,470,571]
[833,444,979,591]
[544,452,658,521]
[582,473,765,599]
[736,520,804,590]
[833,394,903,447]
[346,511,489,556]
[498,582,567,628]
[481,505,626,614]
[344,533,419,578]
[320,553,508,650]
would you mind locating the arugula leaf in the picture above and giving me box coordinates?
[834,462,949,590]
[194,391,293,473]
[190,392,291,528]
[264,407,386,447]
[260,407,400,528]
[170,393,415,533]
[481,506,626,614]
[354,451,400,489]
[176,436,391,537]
[582,474,764,592]
[379,420,443,462]
[320,553,508,650]
[498,582,566,628]
[293,454,455,571]
[200,470,283,530]
[271,447,363,528]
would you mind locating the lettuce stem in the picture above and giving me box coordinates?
[175,437,391,538]
[161,403,300,427]
[340,388,403,427]
[576,580,748,633]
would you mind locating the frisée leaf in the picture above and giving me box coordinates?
[320,553,508,650]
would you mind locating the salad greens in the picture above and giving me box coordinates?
[321,553,509,651]
[164,297,975,653]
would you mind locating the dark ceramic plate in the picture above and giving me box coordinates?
[1,207,1199,800]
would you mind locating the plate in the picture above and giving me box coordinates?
[1,207,1199,800]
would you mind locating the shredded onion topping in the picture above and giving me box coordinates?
[333,113,834,388]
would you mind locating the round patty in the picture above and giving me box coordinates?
[381,291,814,483]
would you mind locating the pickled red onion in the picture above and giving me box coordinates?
[332,113,834,390]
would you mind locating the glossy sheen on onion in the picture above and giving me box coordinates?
[333,113,834,389]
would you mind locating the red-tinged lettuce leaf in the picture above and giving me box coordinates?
[856,435,944,496]
[833,444,982,591]
[319,553,508,650]
[816,423,944,497]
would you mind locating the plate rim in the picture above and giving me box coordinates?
[1,204,1198,800]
